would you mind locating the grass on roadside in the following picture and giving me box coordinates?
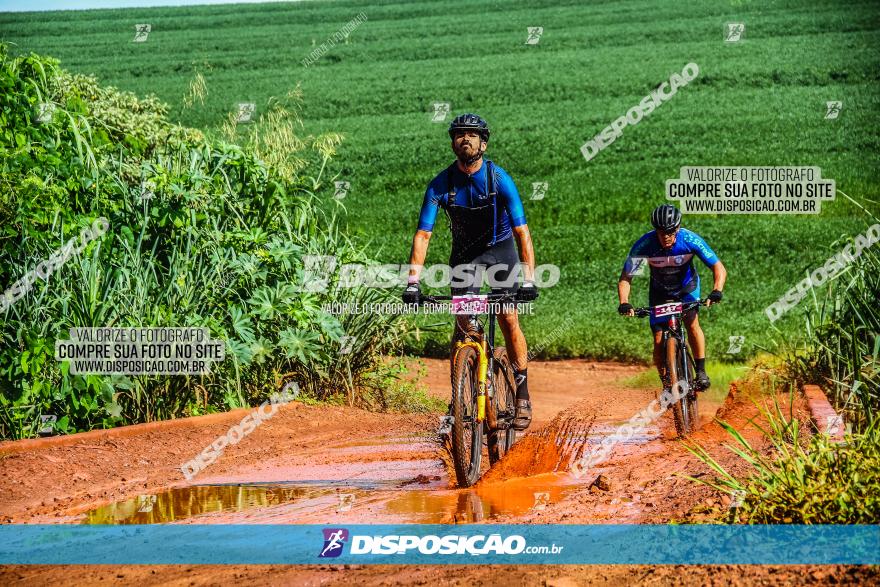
[685,389,880,524]
[616,360,748,406]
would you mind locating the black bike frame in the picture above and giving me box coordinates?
[634,299,705,386]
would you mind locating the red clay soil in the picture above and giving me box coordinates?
[1,359,875,586]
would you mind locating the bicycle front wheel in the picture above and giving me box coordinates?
[488,346,517,464]
[451,344,483,487]
[666,336,688,437]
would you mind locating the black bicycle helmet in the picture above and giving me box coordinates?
[448,113,490,142]
[651,204,682,232]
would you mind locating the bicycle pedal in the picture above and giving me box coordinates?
[437,415,454,437]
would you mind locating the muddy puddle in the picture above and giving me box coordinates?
[78,383,729,527]
[81,474,578,525]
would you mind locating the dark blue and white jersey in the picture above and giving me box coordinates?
[623,228,719,299]
[417,160,526,259]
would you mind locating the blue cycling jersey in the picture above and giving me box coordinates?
[417,160,526,257]
[623,228,719,298]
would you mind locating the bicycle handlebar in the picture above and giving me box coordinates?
[420,292,521,305]
[629,299,710,318]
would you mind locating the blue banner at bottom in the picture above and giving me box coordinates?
[1,525,877,565]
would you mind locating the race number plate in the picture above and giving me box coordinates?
[451,295,488,315]
[653,302,683,318]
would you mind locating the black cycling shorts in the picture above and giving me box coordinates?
[449,237,522,296]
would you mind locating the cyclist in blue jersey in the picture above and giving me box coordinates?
[617,204,727,390]
[402,113,538,430]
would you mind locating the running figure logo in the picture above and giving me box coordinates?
[431,102,451,122]
[725,23,744,42]
[825,101,842,120]
[319,528,349,558]
[727,335,745,354]
[530,182,548,201]
[133,24,151,43]
[525,27,544,45]
[334,181,350,200]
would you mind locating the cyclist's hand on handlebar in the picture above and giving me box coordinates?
[402,283,421,305]
[706,289,723,306]
[517,281,538,302]
[618,302,635,316]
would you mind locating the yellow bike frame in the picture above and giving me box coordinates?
[453,338,489,422]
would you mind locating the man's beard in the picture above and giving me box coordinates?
[454,143,485,166]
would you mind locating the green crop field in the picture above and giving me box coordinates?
[2,0,879,362]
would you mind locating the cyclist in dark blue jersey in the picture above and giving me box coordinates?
[617,204,727,390]
[402,113,538,430]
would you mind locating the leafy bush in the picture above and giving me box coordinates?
[687,393,880,524]
[0,45,419,439]
[781,210,880,430]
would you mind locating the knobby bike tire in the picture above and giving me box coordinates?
[451,344,483,487]
[684,348,699,433]
[488,346,517,464]
[666,336,688,437]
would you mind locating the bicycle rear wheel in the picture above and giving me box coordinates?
[488,346,517,464]
[666,336,688,437]
[451,344,483,487]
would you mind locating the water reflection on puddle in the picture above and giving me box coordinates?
[388,475,576,523]
[82,484,348,524]
[82,475,576,525]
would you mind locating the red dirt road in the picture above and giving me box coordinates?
[0,359,874,585]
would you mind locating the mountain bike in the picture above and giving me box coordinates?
[420,292,521,487]
[631,299,709,437]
